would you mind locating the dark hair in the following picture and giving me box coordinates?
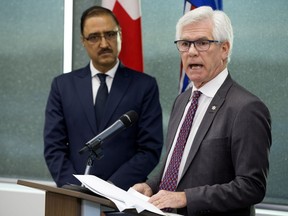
[80,6,120,36]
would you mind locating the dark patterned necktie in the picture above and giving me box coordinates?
[95,74,108,126]
[159,90,202,192]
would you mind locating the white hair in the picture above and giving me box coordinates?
[175,6,234,62]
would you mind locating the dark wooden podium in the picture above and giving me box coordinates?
[17,179,117,216]
[17,180,161,216]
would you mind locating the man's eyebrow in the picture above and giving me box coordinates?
[180,36,210,41]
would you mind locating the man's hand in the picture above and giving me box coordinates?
[149,190,187,210]
[132,183,153,197]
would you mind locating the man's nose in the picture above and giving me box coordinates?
[188,42,199,56]
[99,36,109,47]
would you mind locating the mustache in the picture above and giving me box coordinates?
[98,48,113,55]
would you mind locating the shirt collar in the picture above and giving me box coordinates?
[90,59,119,78]
[191,68,228,99]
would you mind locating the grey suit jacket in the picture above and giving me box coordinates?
[147,74,271,216]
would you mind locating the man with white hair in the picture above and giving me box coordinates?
[133,6,271,216]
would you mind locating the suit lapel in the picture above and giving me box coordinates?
[74,65,97,134]
[180,75,233,179]
[100,64,131,130]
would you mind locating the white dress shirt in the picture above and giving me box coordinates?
[90,60,119,104]
[163,68,229,183]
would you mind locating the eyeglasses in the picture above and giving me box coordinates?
[84,31,119,44]
[174,39,221,52]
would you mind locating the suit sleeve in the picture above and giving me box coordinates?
[43,77,80,187]
[108,77,164,190]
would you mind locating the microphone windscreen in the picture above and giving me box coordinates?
[120,110,138,127]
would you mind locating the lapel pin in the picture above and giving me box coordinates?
[211,105,217,111]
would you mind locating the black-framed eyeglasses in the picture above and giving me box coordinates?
[84,31,119,44]
[174,39,221,52]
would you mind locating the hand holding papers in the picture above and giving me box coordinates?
[74,174,165,215]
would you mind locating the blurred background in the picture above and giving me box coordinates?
[0,0,287,212]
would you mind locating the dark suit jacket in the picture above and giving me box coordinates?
[44,63,163,190]
[147,74,271,216]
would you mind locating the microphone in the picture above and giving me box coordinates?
[79,110,138,154]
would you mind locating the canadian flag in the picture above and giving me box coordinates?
[102,0,144,72]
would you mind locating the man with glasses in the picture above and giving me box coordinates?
[133,6,271,216]
[44,6,163,190]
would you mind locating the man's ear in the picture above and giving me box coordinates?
[119,31,122,40]
[221,41,230,61]
[81,36,85,47]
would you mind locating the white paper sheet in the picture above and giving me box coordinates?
[74,174,165,215]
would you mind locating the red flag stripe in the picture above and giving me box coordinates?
[102,0,144,72]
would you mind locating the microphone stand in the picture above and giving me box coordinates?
[62,139,104,194]
[83,138,104,174]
